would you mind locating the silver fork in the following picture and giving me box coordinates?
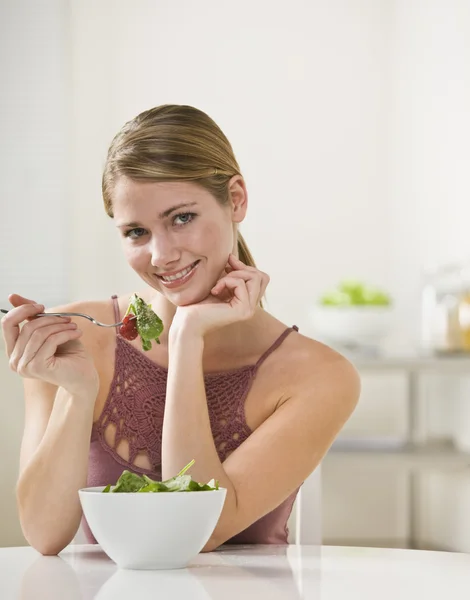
[0,309,136,328]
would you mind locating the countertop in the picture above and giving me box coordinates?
[2,543,470,599]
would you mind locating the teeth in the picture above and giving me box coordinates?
[161,263,195,282]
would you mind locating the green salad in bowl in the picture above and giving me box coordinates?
[102,460,220,493]
[78,460,226,570]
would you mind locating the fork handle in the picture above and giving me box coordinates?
[1,309,69,318]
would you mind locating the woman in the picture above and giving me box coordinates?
[2,105,360,555]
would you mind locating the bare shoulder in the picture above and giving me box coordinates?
[268,328,361,412]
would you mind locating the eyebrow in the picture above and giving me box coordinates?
[159,202,197,219]
[116,202,198,228]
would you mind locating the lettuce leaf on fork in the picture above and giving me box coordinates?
[124,293,164,351]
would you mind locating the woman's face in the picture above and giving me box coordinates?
[112,177,246,306]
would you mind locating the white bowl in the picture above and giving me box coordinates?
[78,486,227,570]
[309,305,393,348]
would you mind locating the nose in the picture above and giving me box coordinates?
[150,233,181,268]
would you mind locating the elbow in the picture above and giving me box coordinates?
[202,521,235,552]
[202,489,239,552]
[18,505,74,557]
[23,531,69,556]
[16,485,79,556]
[20,520,75,556]
[201,537,222,553]
[201,526,230,553]
[36,544,64,557]
[25,523,75,555]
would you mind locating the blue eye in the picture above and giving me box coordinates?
[173,212,196,226]
[124,227,147,239]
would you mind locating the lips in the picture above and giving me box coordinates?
[158,261,198,282]
[157,260,200,288]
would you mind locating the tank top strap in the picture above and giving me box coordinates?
[111,295,120,335]
[254,325,299,370]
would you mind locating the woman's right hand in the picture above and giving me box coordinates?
[1,294,100,397]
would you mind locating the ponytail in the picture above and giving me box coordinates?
[237,232,256,268]
[237,232,264,308]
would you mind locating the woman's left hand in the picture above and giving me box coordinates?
[170,254,269,339]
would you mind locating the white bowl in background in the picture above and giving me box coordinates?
[78,486,227,570]
[309,305,393,348]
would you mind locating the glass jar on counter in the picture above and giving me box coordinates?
[459,289,470,351]
[421,262,470,353]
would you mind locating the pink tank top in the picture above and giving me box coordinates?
[82,295,300,545]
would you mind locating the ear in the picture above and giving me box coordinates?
[228,175,248,224]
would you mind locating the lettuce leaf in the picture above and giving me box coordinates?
[102,460,220,493]
[124,293,164,351]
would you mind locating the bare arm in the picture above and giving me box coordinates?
[16,381,97,555]
[162,327,360,551]
[2,295,100,555]
[161,330,239,535]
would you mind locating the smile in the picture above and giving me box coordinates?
[157,261,200,287]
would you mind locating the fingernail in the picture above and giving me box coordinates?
[33,304,44,310]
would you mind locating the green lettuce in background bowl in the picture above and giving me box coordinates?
[320,280,392,307]
[311,280,393,349]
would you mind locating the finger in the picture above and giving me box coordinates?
[235,270,269,306]
[227,272,261,306]
[227,277,251,312]
[245,277,262,307]
[227,256,269,285]
[228,254,258,272]
[212,271,237,297]
[9,293,38,308]
[212,270,263,306]
[212,269,254,292]
[224,269,253,281]
[227,258,270,302]
[8,294,46,323]
[11,321,78,373]
[9,315,72,365]
[1,303,45,357]
[212,276,251,310]
[28,329,83,376]
[259,272,270,299]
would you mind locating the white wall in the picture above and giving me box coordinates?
[387,0,470,344]
[0,0,71,308]
[0,0,71,547]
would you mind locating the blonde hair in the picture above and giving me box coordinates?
[102,104,256,269]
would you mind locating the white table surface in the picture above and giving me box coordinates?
[2,543,470,599]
